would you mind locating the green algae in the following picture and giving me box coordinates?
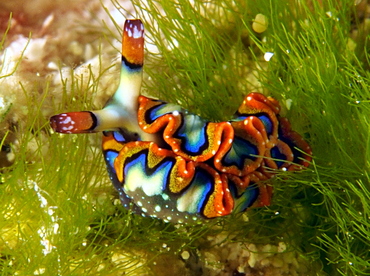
[0,0,369,275]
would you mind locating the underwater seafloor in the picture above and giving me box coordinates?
[0,0,369,275]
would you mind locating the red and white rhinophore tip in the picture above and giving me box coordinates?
[50,112,96,133]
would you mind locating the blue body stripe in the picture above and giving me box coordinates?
[223,137,257,169]
[113,131,126,142]
[124,152,173,190]
[256,114,273,135]
[176,115,207,155]
[105,150,119,174]
[190,169,212,213]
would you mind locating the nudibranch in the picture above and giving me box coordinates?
[50,19,312,223]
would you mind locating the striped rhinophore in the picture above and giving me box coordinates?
[50,19,312,223]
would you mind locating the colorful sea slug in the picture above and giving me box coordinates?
[50,19,312,223]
